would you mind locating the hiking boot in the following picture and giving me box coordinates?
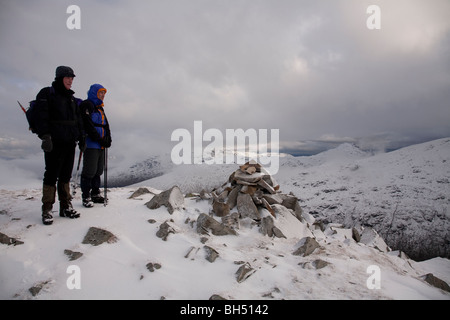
[60,205,80,219]
[82,197,94,208]
[91,194,105,204]
[42,211,53,225]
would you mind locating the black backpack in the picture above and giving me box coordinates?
[24,86,55,134]
[19,87,82,134]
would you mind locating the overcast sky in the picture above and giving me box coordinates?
[1,0,449,167]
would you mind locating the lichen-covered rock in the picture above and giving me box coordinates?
[145,186,185,214]
[156,221,176,241]
[64,249,83,261]
[212,200,230,217]
[82,227,118,246]
[235,262,255,283]
[421,273,450,292]
[0,232,24,246]
[196,213,237,236]
[204,245,219,263]
[237,193,260,220]
[292,237,320,257]
[129,187,152,199]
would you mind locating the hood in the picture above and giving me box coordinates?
[87,84,107,106]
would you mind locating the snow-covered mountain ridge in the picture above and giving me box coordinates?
[278,139,450,261]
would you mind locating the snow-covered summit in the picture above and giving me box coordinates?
[310,142,369,162]
[0,138,449,301]
[0,169,449,300]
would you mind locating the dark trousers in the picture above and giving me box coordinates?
[81,148,104,199]
[42,141,76,209]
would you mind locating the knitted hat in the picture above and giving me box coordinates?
[55,66,76,78]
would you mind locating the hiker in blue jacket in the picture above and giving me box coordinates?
[79,84,112,207]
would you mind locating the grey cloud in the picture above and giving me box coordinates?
[1,0,449,163]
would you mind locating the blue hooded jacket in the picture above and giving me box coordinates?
[83,84,109,149]
[88,84,106,107]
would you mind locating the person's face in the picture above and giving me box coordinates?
[63,77,73,90]
[97,90,106,101]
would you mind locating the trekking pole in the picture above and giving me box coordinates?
[72,150,83,196]
[104,147,108,206]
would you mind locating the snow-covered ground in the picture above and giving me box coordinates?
[0,138,449,301]
[0,186,449,300]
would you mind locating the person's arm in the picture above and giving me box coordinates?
[80,101,103,142]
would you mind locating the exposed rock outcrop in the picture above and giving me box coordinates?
[145,186,185,214]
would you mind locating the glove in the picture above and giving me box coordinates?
[78,136,87,152]
[41,134,53,152]
[100,136,111,148]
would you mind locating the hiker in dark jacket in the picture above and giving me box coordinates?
[34,66,86,225]
[80,84,112,207]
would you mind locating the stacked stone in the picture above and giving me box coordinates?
[210,161,304,225]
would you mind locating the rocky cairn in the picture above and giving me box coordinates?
[207,160,305,238]
[140,161,308,239]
